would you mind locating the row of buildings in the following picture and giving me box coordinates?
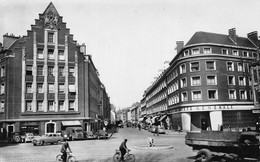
[0,3,111,139]
[139,28,260,131]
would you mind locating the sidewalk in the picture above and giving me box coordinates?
[165,130,186,136]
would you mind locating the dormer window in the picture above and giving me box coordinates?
[203,48,211,54]
[184,50,189,56]
[222,49,228,55]
[232,50,238,56]
[192,48,200,55]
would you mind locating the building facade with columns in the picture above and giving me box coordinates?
[142,28,259,131]
[0,3,110,139]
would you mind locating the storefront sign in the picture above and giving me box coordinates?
[181,105,233,112]
[20,121,40,126]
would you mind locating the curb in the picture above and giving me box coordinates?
[134,145,174,150]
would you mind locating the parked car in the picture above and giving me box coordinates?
[23,133,34,143]
[95,130,109,139]
[9,132,24,143]
[32,133,63,146]
[84,131,97,140]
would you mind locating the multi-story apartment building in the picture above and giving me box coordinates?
[143,28,259,131]
[0,2,110,139]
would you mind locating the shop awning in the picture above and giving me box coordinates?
[159,115,167,121]
[62,120,81,126]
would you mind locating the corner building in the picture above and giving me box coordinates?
[0,3,110,138]
[144,28,259,131]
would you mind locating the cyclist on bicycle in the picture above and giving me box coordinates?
[60,139,72,162]
[119,139,129,161]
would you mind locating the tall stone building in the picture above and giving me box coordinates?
[142,28,259,131]
[0,2,110,139]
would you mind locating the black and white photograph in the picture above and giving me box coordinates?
[0,0,260,161]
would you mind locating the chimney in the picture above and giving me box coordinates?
[80,43,86,55]
[175,41,184,53]
[228,28,237,44]
[247,31,259,47]
[0,43,2,52]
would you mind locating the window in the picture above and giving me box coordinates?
[181,92,188,102]
[232,50,238,56]
[250,90,253,100]
[37,66,43,76]
[37,83,43,93]
[37,101,43,111]
[238,76,246,86]
[48,49,54,59]
[249,77,252,86]
[26,65,33,75]
[48,32,54,43]
[228,76,235,85]
[37,48,44,59]
[249,52,253,57]
[191,76,201,86]
[180,64,186,74]
[0,101,4,112]
[0,83,4,94]
[253,52,257,59]
[243,51,248,57]
[48,101,54,111]
[203,48,211,54]
[227,62,234,71]
[190,62,200,72]
[69,101,75,111]
[48,84,54,93]
[240,90,247,100]
[208,90,218,100]
[59,101,65,111]
[1,66,5,77]
[26,83,32,93]
[59,84,65,93]
[26,101,32,111]
[222,49,228,55]
[58,50,65,60]
[184,50,189,56]
[48,66,54,76]
[207,76,217,85]
[229,89,236,99]
[192,91,202,100]
[237,63,245,72]
[205,61,215,70]
[192,48,200,55]
[69,67,75,77]
[58,67,64,77]
[180,78,187,88]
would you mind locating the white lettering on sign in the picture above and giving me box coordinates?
[181,105,233,112]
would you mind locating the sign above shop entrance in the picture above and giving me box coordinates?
[181,105,233,112]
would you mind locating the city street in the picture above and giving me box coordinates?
[0,127,196,162]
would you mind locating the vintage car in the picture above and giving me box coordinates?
[94,130,109,139]
[84,131,97,140]
[23,133,34,143]
[32,133,63,146]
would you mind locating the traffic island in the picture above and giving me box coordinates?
[134,145,174,150]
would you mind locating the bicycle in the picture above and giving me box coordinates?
[113,149,135,162]
[56,152,76,162]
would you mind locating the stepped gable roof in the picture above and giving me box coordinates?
[43,2,60,16]
[185,31,257,48]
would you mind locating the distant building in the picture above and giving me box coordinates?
[0,2,110,139]
[142,28,259,131]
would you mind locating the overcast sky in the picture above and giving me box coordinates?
[0,0,259,109]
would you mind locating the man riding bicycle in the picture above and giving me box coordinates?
[119,139,129,161]
[60,139,72,162]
